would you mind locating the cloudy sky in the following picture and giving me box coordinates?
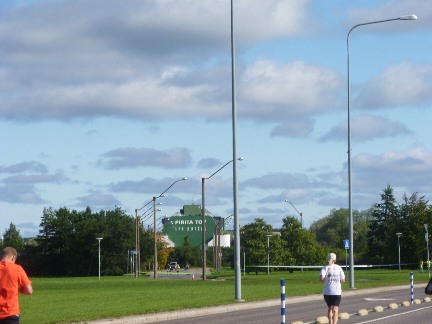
[1,0,431,237]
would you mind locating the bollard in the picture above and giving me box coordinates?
[281,279,286,324]
[192,274,195,280]
[410,272,414,305]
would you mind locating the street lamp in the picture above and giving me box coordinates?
[201,157,243,280]
[285,200,303,227]
[135,201,155,278]
[230,0,243,302]
[424,224,430,278]
[265,234,272,275]
[213,214,234,272]
[134,203,161,278]
[153,177,187,279]
[396,232,402,271]
[347,14,416,289]
[96,237,103,280]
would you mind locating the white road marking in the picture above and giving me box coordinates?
[364,298,395,301]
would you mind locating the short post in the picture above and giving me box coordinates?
[410,272,414,304]
[281,279,286,324]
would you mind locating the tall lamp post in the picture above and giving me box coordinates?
[201,157,243,280]
[230,0,243,302]
[346,14,417,289]
[396,232,402,271]
[153,177,187,279]
[134,203,160,278]
[214,214,234,272]
[424,224,430,278]
[285,200,303,227]
[265,234,272,275]
[96,237,103,280]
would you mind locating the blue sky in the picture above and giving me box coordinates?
[1,0,431,237]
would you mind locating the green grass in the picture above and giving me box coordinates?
[19,269,430,324]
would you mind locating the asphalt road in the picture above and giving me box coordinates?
[154,285,430,324]
[87,283,431,324]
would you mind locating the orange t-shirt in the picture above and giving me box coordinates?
[0,261,32,319]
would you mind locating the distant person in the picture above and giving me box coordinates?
[427,260,431,272]
[0,247,33,324]
[320,253,345,324]
[420,260,424,273]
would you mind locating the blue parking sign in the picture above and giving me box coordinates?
[343,239,349,249]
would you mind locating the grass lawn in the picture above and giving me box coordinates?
[19,268,430,324]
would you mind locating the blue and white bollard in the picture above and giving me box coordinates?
[410,272,414,304]
[281,279,286,324]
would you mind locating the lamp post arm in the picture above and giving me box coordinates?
[206,160,233,180]
[288,201,301,216]
[205,157,243,181]
[157,177,187,198]
[137,199,153,212]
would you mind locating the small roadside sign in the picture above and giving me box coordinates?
[343,239,349,250]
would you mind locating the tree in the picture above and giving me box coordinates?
[367,185,400,264]
[399,192,430,264]
[167,236,201,267]
[140,227,154,270]
[2,223,25,251]
[354,208,373,263]
[280,216,323,265]
[34,206,135,276]
[240,218,274,267]
[310,209,348,247]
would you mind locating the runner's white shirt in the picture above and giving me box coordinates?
[320,264,345,295]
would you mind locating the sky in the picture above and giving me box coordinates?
[1,0,432,238]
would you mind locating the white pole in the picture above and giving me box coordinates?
[96,238,103,280]
[266,234,271,275]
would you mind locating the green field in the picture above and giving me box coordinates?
[19,269,430,324]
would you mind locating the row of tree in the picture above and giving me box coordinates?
[1,185,431,276]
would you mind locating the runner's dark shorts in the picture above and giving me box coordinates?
[324,294,341,307]
[0,315,20,324]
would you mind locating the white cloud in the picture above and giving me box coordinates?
[353,146,432,192]
[0,0,321,123]
[239,60,343,119]
[321,114,411,142]
[270,119,314,138]
[357,62,432,109]
[99,147,193,170]
[0,161,48,174]
[75,192,121,210]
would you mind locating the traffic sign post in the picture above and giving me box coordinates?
[343,240,349,271]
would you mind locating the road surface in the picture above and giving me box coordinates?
[155,285,430,323]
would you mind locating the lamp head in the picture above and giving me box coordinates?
[400,14,417,20]
[182,177,187,181]
[238,157,244,161]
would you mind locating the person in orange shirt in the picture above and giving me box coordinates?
[0,247,33,324]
